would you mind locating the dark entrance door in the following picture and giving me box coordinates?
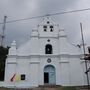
[44,72,49,83]
[44,65,56,84]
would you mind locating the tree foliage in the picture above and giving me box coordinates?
[0,46,9,81]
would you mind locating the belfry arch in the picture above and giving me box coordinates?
[45,44,53,54]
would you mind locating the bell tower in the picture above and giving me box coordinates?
[35,17,60,55]
[37,17,59,38]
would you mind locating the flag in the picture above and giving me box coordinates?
[15,74,21,82]
[10,74,16,82]
[10,74,21,82]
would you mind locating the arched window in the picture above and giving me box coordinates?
[50,25,54,32]
[45,44,53,54]
[43,25,47,32]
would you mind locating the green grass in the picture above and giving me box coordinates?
[62,86,77,90]
[0,87,8,90]
[0,86,78,90]
[56,86,77,90]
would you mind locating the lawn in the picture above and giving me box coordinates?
[0,86,78,90]
[62,86,77,90]
[56,86,77,90]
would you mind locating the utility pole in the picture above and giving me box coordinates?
[80,23,90,90]
[1,16,7,46]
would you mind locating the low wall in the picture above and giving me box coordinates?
[0,82,5,87]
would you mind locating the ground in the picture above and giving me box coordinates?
[0,86,89,90]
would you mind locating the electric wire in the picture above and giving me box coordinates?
[0,8,90,24]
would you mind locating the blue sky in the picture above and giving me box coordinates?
[0,0,90,47]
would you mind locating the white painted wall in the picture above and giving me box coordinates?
[4,17,89,88]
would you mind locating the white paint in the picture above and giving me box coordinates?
[4,17,89,88]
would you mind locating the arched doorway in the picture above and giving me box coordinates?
[44,65,56,84]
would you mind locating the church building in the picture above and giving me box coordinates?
[4,17,88,88]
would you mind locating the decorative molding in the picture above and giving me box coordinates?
[29,61,40,64]
[59,60,69,63]
[59,35,67,37]
[8,54,82,59]
[7,62,17,64]
[7,55,17,58]
[38,36,59,38]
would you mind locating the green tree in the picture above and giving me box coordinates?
[0,46,9,81]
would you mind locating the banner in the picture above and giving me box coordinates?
[10,74,20,82]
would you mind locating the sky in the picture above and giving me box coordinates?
[0,0,90,47]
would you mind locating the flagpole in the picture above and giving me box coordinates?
[80,23,89,89]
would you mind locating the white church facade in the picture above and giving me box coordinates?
[4,17,88,88]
